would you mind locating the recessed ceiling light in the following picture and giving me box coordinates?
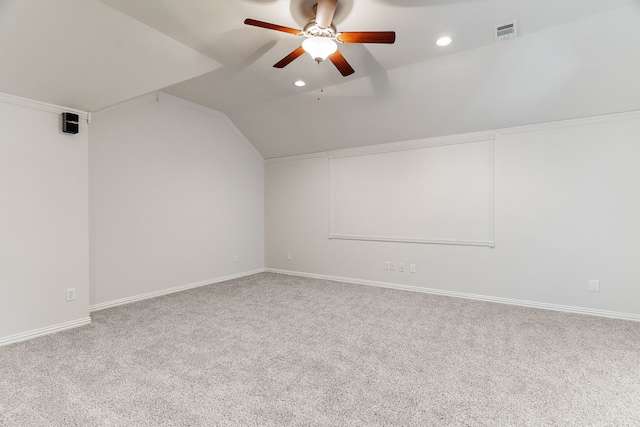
[294,80,306,87]
[436,36,452,47]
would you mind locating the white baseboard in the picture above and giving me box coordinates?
[90,269,266,312]
[0,317,92,347]
[266,268,640,322]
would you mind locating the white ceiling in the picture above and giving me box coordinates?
[1,0,639,158]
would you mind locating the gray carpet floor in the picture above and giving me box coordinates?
[1,272,639,426]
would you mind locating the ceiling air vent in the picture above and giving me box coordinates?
[494,21,517,42]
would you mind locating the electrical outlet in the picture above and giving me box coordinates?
[384,261,390,270]
[589,279,600,292]
[66,288,76,302]
[287,253,292,261]
[410,264,416,273]
[399,263,404,272]
[234,255,239,263]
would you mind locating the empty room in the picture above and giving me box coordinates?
[1,0,639,425]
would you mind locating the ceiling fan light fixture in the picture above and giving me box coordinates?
[302,37,337,63]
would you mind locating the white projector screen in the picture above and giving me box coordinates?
[329,138,494,246]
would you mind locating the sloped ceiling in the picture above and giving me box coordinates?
[1,0,639,158]
[0,0,221,111]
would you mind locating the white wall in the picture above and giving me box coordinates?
[266,113,640,318]
[0,94,90,343]
[90,93,264,307]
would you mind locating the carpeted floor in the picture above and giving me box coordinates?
[1,272,639,426]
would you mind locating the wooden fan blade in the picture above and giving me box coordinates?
[337,31,396,44]
[274,46,306,68]
[315,0,338,30]
[244,18,302,36]
[328,50,355,76]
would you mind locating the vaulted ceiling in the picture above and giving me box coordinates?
[1,0,639,158]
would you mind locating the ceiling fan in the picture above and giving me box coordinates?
[244,0,395,76]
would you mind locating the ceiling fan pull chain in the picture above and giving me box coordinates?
[315,60,322,101]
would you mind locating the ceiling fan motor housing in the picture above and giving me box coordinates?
[303,20,337,39]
